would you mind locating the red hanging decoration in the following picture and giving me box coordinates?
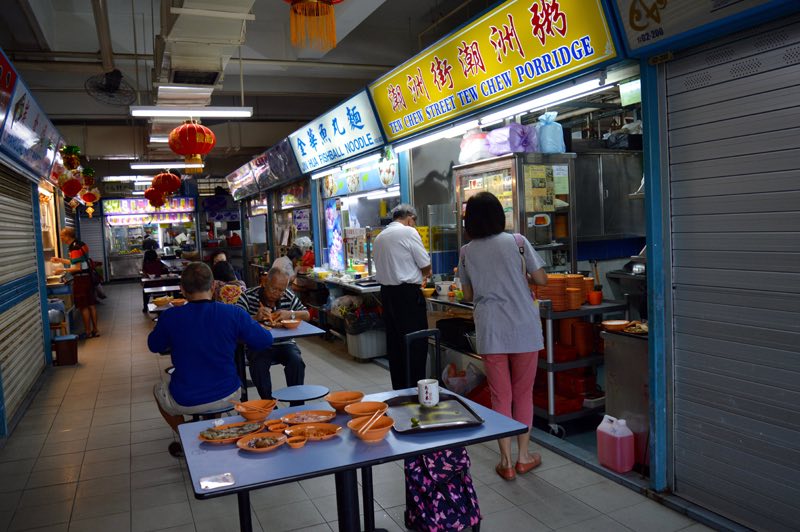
[168,120,216,174]
[144,186,166,208]
[283,0,344,52]
[58,170,83,197]
[60,145,81,170]
[81,167,95,188]
[152,172,181,196]
[80,187,101,218]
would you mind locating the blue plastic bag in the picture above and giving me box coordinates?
[537,111,566,153]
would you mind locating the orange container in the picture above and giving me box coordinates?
[583,277,595,298]
[558,318,581,345]
[572,322,594,357]
[554,214,569,239]
[588,290,603,305]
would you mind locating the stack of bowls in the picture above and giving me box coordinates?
[583,277,595,301]
[566,274,585,303]
[566,288,583,310]
[538,274,567,311]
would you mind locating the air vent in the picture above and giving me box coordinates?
[171,70,221,86]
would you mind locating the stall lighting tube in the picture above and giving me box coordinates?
[311,170,331,180]
[130,106,253,118]
[130,162,204,170]
[341,153,381,171]
[149,136,169,143]
[131,191,145,195]
[103,175,152,182]
[394,120,479,153]
[479,79,610,125]
[366,186,401,200]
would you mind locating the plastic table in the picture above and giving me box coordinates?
[272,384,329,405]
[178,389,526,532]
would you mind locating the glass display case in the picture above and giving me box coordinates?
[455,153,577,273]
[272,179,312,258]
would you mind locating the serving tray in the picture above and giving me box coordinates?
[385,392,484,433]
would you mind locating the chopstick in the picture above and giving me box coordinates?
[357,409,384,435]
[229,400,272,415]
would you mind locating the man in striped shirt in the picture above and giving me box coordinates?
[236,267,309,401]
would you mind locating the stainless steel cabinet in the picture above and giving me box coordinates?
[574,151,645,240]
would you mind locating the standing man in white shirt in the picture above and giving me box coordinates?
[373,204,432,389]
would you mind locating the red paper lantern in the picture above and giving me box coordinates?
[58,171,83,197]
[152,172,181,196]
[168,120,216,174]
[80,187,100,204]
[144,187,166,208]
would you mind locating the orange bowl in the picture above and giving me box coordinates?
[171,298,187,306]
[287,436,307,449]
[325,390,364,412]
[280,319,301,329]
[235,399,276,421]
[602,320,630,331]
[347,415,394,443]
[344,401,388,419]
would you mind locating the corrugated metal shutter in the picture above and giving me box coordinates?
[666,15,800,531]
[0,295,44,422]
[80,217,106,281]
[0,170,45,427]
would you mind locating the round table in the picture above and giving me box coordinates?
[272,384,330,407]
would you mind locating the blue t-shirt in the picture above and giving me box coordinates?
[148,300,273,406]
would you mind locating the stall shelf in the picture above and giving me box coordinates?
[426,296,627,436]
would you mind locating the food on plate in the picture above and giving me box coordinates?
[285,423,342,440]
[246,436,282,449]
[281,410,336,424]
[623,321,648,334]
[199,422,262,440]
[152,296,173,307]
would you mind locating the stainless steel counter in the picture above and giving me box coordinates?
[109,253,143,280]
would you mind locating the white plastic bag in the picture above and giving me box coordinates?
[458,131,492,163]
[536,111,566,153]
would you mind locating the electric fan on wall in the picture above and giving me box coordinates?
[84,69,136,106]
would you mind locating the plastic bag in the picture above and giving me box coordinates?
[536,111,566,153]
[458,131,492,163]
[442,362,485,395]
[486,123,538,155]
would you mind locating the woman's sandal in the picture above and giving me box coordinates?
[89,331,101,338]
[495,464,516,481]
[515,453,542,475]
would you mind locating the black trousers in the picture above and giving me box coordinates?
[381,283,429,390]
[246,342,306,400]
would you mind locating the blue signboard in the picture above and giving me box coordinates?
[288,90,385,175]
[0,79,58,179]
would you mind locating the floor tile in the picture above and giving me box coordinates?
[608,500,695,532]
[7,500,72,531]
[556,514,633,531]
[0,458,36,476]
[79,457,131,481]
[40,439,88,457]
[82,445,131,464]
[18,482,78,508]
[131,481,189,510]
[68,512,132,532]
[569,480,646,513]
[253,499,325,532]
[249,482,309,510]
[26,465,82,489]
[75,473,131,498]
[535,462,606,491]
[72,490,131,521]
[520,493,600,529]
[130,465,184,489]
[33,452,85,472]
[131,501,193,532]
[480,506,551,532]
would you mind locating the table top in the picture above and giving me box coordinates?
[146,302,172,313]
[141,274,181,284]
[178,389,526,499]
[143,285,182,294]
[264,320,325,340]
[272,384,329,402]
[427,295,627,319]
[322,277,381,294]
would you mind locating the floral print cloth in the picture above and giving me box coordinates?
[404,447,481,531]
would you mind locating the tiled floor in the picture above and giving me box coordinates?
[0,283,709,531]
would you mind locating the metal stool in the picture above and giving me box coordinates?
[272,384,329,407]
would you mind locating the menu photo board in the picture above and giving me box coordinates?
[613,0,781,55]
[225,162,259,201]
[0,49,19,132]
[102,196,196,215]
[289,90,385,174]
[369,0,617,142]
[0,79,59,179]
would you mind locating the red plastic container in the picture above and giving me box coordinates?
[553,343,578,362]
[596,415,635,473]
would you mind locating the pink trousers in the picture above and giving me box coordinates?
[482,351,538,427]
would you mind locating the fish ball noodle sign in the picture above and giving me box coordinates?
[369,0,617,142]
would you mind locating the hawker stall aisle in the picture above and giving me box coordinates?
[0,284,705,532]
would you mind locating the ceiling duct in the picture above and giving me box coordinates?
[153,0,256,92]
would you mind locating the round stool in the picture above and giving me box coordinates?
[272,385,329,407]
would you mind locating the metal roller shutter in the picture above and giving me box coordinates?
[79,217,106,281]
[665,15,800,531]
[0,170,45,427]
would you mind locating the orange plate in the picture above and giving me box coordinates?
[236,431,287,453]
[197,421,265,445]
[280,410,337,425]
[284,423,342,441]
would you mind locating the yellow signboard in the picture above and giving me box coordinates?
[369,0,617,142]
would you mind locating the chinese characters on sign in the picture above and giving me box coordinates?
[368,0,617,142]
[102,197,196,215]
[289,91,385,174]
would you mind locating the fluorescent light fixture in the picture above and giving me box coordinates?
[479,79,611,125]
[311,170,332,180]
[130,162,203,170]
[103,175,151,182]
[149,135,169,143]
[132,191,145,195]
[366,186,401,200]
[134,180,153,185]
[157,84,211,92]
[341,153,381,171]
[395,119,479,153]
[130,106,252,118]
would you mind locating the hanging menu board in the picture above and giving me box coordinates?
[102,197,196,215]
[369,0,617,142]
[0,79,59,178]
[225,163,259,201]
[253,138,303,190]
[288,90,385,174]
[0,50,19,132]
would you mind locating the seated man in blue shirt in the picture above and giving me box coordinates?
[236,266,309,404]
[148,262,272,455]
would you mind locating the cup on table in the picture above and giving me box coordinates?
[588,291,603,305]
[418,379,439,407]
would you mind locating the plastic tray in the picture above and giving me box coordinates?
[385,392,484,434]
